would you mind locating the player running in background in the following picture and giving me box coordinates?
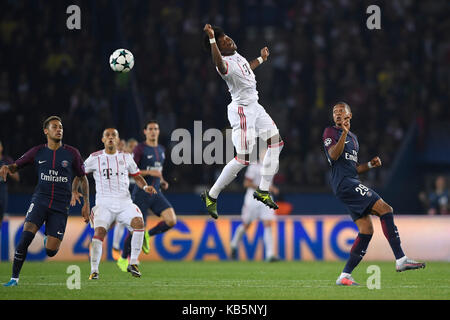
[1,116,89,287]
[201,24,283,219]
[117,120,177,271]
[73,128,156,279]
[322,102,425,286]
[230,148,280,262]
[0,140,20,227]
[111,138,139,260]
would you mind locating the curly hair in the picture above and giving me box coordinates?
[202,26,225,54]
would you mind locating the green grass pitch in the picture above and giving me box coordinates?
[0,261,448,300]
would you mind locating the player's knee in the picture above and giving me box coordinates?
[267,133,282,146]
[363,225,374,235]
[166,215,177,227]
[94,227,107,240]
[131,217,144,230]
[380,203,393,215]
[236,153,250,164]
[386,204,393,213]
[45,248,58,257]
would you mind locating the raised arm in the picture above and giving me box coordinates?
[357,156,382,174]
[133,174,157,195]
[249,47,269,70]
[204,24,227,74]
[328,118,350,161]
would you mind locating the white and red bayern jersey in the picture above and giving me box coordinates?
[217,52,259,105]
[84,150,140,204]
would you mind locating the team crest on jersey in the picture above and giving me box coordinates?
[61,160,69,168]
[119,160,124,165]
[324,138,332,147]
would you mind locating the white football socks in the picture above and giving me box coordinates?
[90,238,103,273]
[130,230,145,265]
[209,157,247,199]
[230,224,246,249]
[112,223,125,250]
[264,225,274,259]
[259,142,283,191]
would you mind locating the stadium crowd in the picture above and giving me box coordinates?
[0,0,449,194]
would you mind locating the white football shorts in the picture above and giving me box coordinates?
[241,198,276,225]
[227,101,279,155]
[90,202,143,231]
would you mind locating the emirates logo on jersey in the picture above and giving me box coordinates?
[324,138,332,147]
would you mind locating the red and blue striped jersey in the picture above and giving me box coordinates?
[14,144,85,212]
[323,126,360,193]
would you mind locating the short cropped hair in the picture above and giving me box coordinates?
[144,120,159,130]
[43,116,62,130]
[202,26,225,53]
[334,102,351,113]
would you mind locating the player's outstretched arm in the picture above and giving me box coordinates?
[140,169,162,178]
[250,47,269,70]
[357,156,382,174]
[134,174,157,195]
[204,24,227,74]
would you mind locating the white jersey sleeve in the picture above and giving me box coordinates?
[84,154,97,174]
[216,59,238,78]
[125,153,140,176]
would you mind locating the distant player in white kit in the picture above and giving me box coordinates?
[201,24,284,219]
[230,149,280,262]
[72,128,156,279]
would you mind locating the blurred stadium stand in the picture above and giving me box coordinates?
[0,0,449,214]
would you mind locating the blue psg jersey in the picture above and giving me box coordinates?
[322,126,360,193]
[14,144,86,212]
[133,142,165,191]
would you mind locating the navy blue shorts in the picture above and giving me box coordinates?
[132,190,172,221]
[336,178,381,222]
[24,202,68,241]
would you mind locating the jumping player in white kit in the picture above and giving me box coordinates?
[230,149,280,262]
[201,24,284,219]
[72,128,156,280]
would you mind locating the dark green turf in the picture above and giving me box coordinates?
[0,261,448,299]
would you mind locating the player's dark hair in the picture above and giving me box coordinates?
[102,127,119,137]
[202,26,225,54]
[144,120,159,130]
[43,116,62,130]
[334,102,351,113]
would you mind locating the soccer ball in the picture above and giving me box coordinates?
[109,48,134,72]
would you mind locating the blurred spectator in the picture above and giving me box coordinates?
[126,138,138,154]
[118,139,126,152]
[419,176,449,215]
